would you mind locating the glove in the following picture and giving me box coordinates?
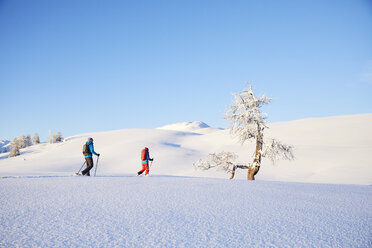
[97,153,100,157]
[150,158,154,161]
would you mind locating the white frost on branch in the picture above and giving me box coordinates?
[194,152,237,174]
[9,138,20,158]
[33,133,40,145]
[225,84,271,144]
[262,138,294,164]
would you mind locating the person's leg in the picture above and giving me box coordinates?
[144,163,149,175]
[137,163,146,175]
[86,157,93,176]
[82,157,93,176]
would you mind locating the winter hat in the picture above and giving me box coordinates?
[88,137,94,142]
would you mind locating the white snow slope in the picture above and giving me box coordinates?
[0,114,371,247]
[0,114,371,185]
[0,176,370,248]
[0,140,10,153]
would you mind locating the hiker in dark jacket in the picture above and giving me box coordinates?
[82,137,100,176]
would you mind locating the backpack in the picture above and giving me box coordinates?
[83,143,92,156]
[141,149,147,161]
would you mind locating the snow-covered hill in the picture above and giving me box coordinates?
[1,114,371,248]
[0,114,371,185]
[0,140,10,153]
[157,121,211,131]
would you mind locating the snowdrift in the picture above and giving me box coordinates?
[0,114,371,185]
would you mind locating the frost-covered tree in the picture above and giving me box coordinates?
[49,130,55,144]
[9,138,20,157]
[262,138,294,164]
[33,133,40,145]
[55,132,63,142]
[194,152,237,173]
[194,84,294,180]
[26,134,32,147]
[17,135,26,149]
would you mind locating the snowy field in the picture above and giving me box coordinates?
[0,176,370,248]
[1,114,371,247]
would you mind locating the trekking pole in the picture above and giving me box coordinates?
[94,156,100,177]
[77,161,86,174]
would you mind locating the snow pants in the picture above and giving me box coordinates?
[138,163,149,175]
[82,157,93,176]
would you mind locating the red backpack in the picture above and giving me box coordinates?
[141,149,147,161]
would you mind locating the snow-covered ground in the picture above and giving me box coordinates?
[0,176,370,248]
[0,114,371,185]
[1,114,371,247]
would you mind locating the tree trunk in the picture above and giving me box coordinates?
[229,165,236,179]
[230,165,249,179]
[247,124,263,180]
[248,166,260,180]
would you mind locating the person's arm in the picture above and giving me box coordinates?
[89,144,99,156]
[148,151,153,161]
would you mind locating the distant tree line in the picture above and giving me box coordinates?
[49,130,63,144]
[7,131,63,158]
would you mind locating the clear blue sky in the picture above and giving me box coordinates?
[1,0,371,141]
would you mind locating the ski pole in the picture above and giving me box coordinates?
[77,161,86,174]
[94,156,100,177]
